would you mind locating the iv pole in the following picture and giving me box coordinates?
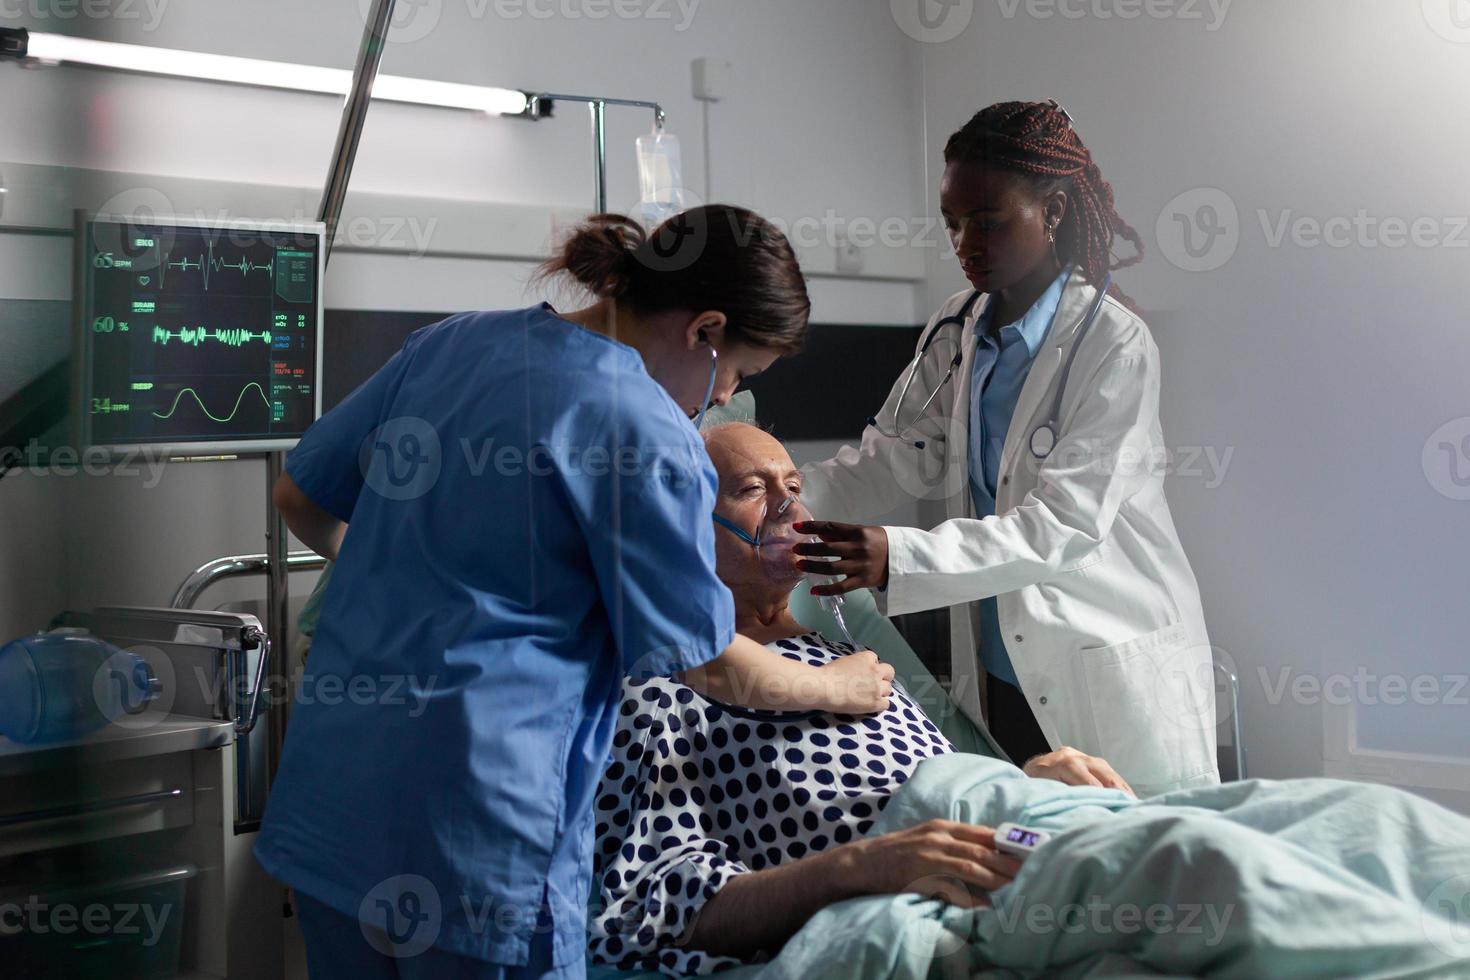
[264,0,395,783]
[526,93,666,212]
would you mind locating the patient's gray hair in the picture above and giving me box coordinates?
[699,421,782,456]
[700,421,755,446]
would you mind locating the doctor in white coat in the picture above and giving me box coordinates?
[795,101,1219,797]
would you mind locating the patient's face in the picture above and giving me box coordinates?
[704,423,805,592]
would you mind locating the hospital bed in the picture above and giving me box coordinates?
[586,578,1245,980]
[791,582,1244,782]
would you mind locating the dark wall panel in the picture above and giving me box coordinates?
[744,323,920,442]
[322,310,450,410]
[323,310,921,441]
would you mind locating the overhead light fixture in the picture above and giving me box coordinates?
[0,28,537,117]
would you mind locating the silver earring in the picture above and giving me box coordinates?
[1047,222,1062,266]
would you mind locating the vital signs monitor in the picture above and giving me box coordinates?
[74,212,325,455]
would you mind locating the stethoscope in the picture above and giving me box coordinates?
[863,291,978,451]
[866,267,1112,459]
[1028,270,1111,459]
[692,344,718,430]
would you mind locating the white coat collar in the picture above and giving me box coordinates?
[997,269,1109,474]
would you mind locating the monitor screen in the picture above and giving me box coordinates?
[75,213,324,455]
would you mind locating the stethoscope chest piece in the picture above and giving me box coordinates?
[1029,423,1057,459]
[1023,270,1114,462]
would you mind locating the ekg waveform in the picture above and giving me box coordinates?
[160,240,274,292]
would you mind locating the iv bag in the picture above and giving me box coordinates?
[635,131,685,226]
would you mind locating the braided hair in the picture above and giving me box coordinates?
[944,101,1144,312]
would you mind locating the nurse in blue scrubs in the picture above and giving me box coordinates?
[254,206,895,979]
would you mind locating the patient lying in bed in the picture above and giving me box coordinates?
[589,424,1470,979]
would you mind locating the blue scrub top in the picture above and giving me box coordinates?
[967,265,1071,687]
[254,306,736,968]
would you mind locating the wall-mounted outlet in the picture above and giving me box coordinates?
[834,230,864,275]
[691,57,733,102]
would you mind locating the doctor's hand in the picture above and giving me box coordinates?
[1022,746,1136,797]
[792,522,889,595]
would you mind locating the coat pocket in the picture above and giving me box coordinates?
[1057,540,1107,573]
[1078,623,1217,792]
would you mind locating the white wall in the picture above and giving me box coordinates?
[2,0,931,286]
[0,0,932,643]
[912,0,1470,798]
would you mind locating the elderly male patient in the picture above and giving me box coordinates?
[588,423,1128,974]
[588,423,1470,979]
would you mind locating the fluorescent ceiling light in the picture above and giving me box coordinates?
[21,31,529,116]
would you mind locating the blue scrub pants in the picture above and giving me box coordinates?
[295,892,582,980]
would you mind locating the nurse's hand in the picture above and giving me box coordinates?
[1022,746,1136,797]
[792,522,889,595]
[816,650,895,714]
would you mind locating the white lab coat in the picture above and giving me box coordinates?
[801,273,1220,797]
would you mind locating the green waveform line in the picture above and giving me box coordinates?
[161,240,274,291]
[151,381,273,423]
[151,325,272,347]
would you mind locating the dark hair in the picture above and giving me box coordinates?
[944,101,1144,312]
[537,205,810,354]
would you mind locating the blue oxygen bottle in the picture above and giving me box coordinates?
[0,631,161,744]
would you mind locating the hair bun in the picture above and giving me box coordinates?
[535,204,810,355]
[549,213,646,299]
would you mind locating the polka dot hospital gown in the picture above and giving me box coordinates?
[588,632,956,976]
